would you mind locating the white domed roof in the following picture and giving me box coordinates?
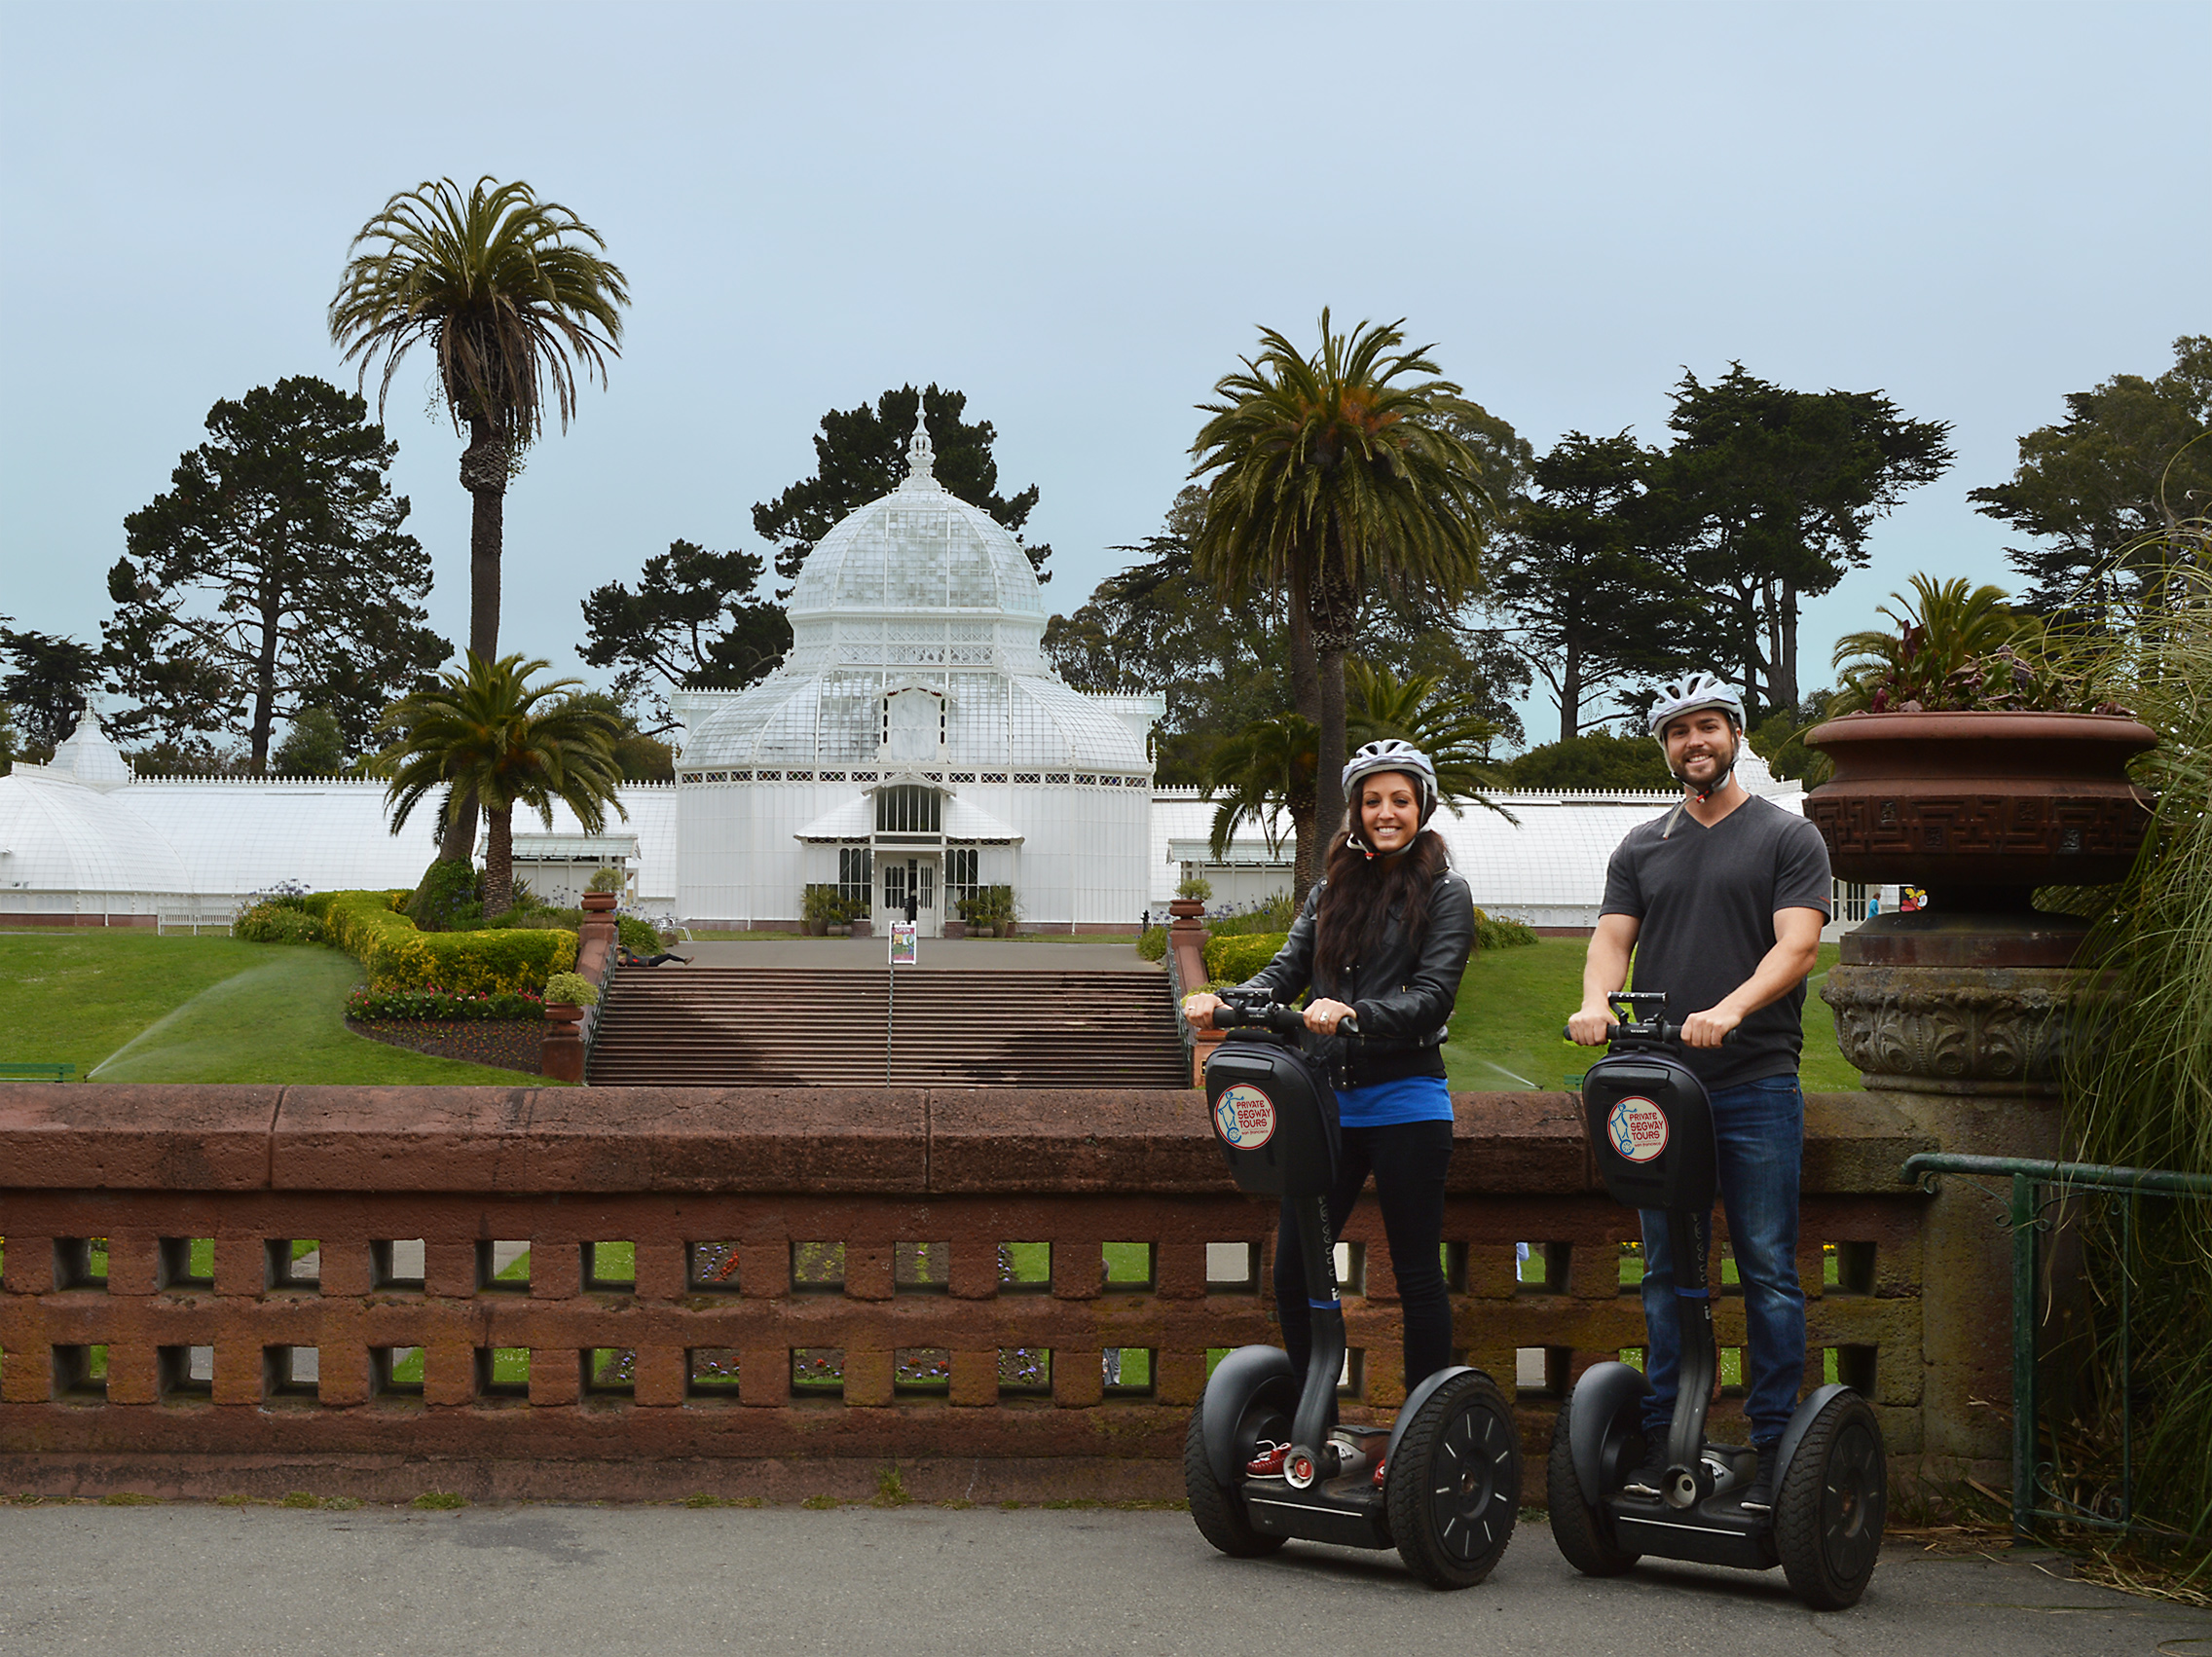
[0,767,192,894]
[682,411,1154,773]
[42,708,134,792]
[785,415,1045,633]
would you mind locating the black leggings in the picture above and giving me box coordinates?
[1273,1118,1455,1414]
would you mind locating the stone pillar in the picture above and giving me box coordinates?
[542,1009,585,1083]
[1822,907,2113,1485]
[577,893,618,983]
[1166,902,1217,1086]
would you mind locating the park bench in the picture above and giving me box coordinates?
[0,1062,75,1083]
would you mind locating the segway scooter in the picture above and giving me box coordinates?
[1184,988,1519,1589]
[1549,991,1885,1610]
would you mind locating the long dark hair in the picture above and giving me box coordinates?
[1312,826,1451,986]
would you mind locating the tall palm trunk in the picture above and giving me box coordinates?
[441,418,510,865]
[1308,557,1360,872]
[1287,780,1318,905]
[1316,646,1347,848]
[1285,575,1323,905]
[481,801,514,919]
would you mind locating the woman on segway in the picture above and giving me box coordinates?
[1182,739,1476,1464]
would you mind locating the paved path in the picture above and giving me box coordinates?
[674,937,1164,972]
[2,1505,2202,1656]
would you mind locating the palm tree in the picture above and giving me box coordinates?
[330,176,629,862]
[1203,711,1319,893]
[1347,659,1514,822]
[374,654,626,918]
[1191,312,1497,892]
[1831,574,2038,712]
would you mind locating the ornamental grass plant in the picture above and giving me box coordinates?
[2054,564,2212,1572]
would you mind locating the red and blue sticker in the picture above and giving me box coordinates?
[1605,1094,1670,1163]
[1214,1084,1277,1150]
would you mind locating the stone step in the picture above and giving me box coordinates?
[586,967,1187,1087]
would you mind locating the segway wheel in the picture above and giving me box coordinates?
[1545,1396,1641,1576]
[1183,1404,1286,1559]
[1385,1370,1520,1590]
[1776,1392,1887,1610]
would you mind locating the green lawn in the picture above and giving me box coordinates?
[0,933,549,1085]
[1442,939,1861,1093]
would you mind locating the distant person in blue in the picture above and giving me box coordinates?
[1567,673,1831,1516]
[1183,740,1475,1478]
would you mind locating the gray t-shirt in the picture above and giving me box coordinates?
[1599,793,1833,1091]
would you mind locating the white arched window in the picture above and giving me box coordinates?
[874,785,941,834]
[881,686,945,764]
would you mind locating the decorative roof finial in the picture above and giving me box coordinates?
[905,400,937,486]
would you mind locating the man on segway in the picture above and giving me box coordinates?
[1567,673,1832,1515]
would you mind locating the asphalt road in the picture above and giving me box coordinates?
[3,1505,2204,1656]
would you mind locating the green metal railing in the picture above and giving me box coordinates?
[1900,1152,2212,1538]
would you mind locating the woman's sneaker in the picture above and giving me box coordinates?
[1245,1441,1289,1478]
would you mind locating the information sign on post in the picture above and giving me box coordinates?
[886,919,918,1084]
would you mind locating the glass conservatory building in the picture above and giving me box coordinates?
[672,417,1163,934]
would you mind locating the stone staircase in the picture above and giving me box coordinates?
[584,966,1189,1087]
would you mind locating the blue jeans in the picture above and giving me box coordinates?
[1638,1075,1806,1447]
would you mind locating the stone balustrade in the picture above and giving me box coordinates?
[0,1084,1932,1505]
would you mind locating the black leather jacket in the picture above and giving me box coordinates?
[1234,863,1476,1087]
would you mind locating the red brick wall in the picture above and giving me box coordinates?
[0,1084,1930,1504]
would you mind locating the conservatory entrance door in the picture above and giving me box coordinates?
[879,853,941,939]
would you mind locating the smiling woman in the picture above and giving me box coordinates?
[0,934,554,1085]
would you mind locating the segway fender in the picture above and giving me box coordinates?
[1382,1364,1482,1472]
[1568,1361,1653,1502]
[1772,1382,1853,1496]
[1202,1344,1296,1490]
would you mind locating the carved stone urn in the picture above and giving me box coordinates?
[1802,711,2156,915]
[1803,711,2156,1478]
[1804,711,2156,1094]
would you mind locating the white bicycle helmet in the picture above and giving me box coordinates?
[1646,672,1747,827]
[1342,739,1439,852]
[1645,673,1747,740]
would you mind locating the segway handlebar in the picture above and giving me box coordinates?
[1561,1015,1738,1047]
[1209,989,1359,1039]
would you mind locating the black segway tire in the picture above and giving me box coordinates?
[1776,1391,1887,1610]
[1385,1369,1520,1590]
[1546,1397,1641,1576]
[1183,1404,1286,1558]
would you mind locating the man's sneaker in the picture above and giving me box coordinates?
[1622,1445,1669,1499]
[1245,1441,1289,1478]
[1738,1443,1780,1513]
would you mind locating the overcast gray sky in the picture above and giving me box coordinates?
[3,0,2204,747]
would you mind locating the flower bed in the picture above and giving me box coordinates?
[345,986,544,1021]
[344,1016,544,1075]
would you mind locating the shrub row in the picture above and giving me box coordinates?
[233,902,321,944]
[1473,906,1539,950]
[1204,931,1287,985]
[303,890,577,996]
[1200,905,1533,987]
[495,906,664,955]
